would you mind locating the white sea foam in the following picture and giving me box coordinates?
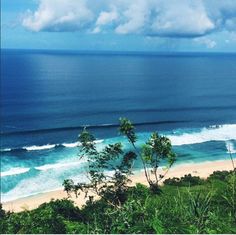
[23,144,56,151]
[94,139,104,144]
[1,167,30,177]
[168,124,236,146]
[0,148,11,152]
[35,159,87,171]
[62,142,81,148]
[22,139,104,151]
[2,125,236,202]
[1,176,63,202]
[1,171,88,202]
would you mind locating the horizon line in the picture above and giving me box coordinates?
[1,48,236,55]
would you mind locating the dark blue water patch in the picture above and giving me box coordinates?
[1,50,236,150]
[0,120,190,149]
[1,120,190,136]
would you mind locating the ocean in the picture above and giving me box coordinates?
[1,49,236,202]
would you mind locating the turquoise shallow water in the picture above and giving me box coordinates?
[1,50,236,201]
[1,125,236,202]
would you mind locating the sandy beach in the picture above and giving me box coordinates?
[2,159,234,213]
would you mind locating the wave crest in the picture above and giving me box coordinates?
[168,124,236,146]
[23,144,56,151]
[1,167,30,177]
[35,159,86,171]
[1,139,104,153]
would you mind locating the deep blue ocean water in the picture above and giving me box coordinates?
[1,49,236,201]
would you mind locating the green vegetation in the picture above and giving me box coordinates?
[62,117,176,206]
[1,171,236,234]
[163,174,205,186]
[1,118,235,234]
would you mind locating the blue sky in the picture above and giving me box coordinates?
[1,0,236,52]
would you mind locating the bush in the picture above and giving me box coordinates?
[163,174,204,186]
[37,199,82,221]
[2,172,236,234]
[64,221,87,234]
[207,170,233,181]
[1,199,82,234]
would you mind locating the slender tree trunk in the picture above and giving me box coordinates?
[131,142,151,185]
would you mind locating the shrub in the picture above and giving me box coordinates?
[64,221,87,234]
[2,176,236,234]
[163,174,204,186]
[207,170,233,181]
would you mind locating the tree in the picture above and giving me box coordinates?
[63,118,176,206]
[63,126,137,207]
[119,118,176,192]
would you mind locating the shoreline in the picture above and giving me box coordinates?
[2,159,234,213]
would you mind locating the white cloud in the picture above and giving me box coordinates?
[96,10,118,26]
[150,0,215,37]
[194,37,217,48]
[22,0,93,32]
[92,9,118,33]
[204,0,236,31]
[115,0,149,34]
[22,0,236,38]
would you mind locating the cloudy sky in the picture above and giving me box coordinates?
[2,0,236,52]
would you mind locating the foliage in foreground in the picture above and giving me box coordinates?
[1,170,236,234]
[63,118,176,207]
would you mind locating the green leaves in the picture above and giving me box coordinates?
[120,151,137,172]
[120,119,176,191]
[139,132,176,191]
[78,127,97,155]
[63,119,140,207]
[64,118,176,205]
[62,179,75,196]
[119,118,137,144]
[141,145,153,163]
[147,132,173,158]
[3,172,236,234]
[119,118,176,192]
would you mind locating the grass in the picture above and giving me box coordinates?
[1,170,236,234]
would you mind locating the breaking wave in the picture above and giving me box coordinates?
[1,139,104,153]
[168,124,236,146]
[1,167,30,177]
[34,159,87,171]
